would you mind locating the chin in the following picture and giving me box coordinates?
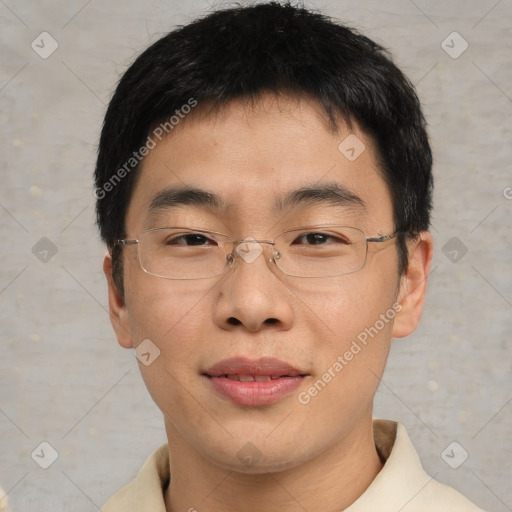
[197,431,315,475]
[211,448,308,475]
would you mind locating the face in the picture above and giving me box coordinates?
[105,94,432,473]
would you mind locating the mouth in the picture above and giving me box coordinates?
[203,357,309,406]
[214,374,300,381]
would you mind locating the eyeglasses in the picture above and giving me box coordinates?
[116,225,398,280]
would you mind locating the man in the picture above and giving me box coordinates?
[95,2,485,510]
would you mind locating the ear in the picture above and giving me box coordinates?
[392,231,433,339]
[103,253,134,349]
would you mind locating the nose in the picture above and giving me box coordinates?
[213,240,294,333]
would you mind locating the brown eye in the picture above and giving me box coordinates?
[292,232,349,245]
[166,234,216,246]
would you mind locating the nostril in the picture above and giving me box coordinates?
[264,318,279,325]
[227,317,242,325]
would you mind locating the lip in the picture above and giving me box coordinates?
[203,357,308,407]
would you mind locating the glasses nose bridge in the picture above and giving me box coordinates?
[230,237,278,267]
[232,237,275,248]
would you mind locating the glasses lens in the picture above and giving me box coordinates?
[138,228,232,279]
[274,226,367,277]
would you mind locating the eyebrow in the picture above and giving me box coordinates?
[147,182,366,218]
[148,186,230,216]
[275,182,366,213]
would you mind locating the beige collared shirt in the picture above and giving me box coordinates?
[103,419,485,511]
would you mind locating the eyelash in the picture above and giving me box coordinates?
[165,231,349,246]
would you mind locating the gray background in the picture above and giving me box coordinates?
[0,0,511,510]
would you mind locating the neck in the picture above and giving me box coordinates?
[163,416,383,512]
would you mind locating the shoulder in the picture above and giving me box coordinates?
[345,420,487,512]
[102,444,169,512]
[411,477,486,512]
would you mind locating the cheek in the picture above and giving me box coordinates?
[291,264,399,394]
[123,248,214,344]
[279,272,399,452]
[290,262,399,345]
[123,261,217,403]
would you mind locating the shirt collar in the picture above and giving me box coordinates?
[102,419,481,512]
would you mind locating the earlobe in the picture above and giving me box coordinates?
[392,232,434,339]
[103,253,134,349]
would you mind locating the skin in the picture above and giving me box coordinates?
[104,93,433,512]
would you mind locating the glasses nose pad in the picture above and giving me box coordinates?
[227,243,279,270]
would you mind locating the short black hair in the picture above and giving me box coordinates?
[95,1,433,293]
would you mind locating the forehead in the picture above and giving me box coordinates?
[125,94,394,233]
